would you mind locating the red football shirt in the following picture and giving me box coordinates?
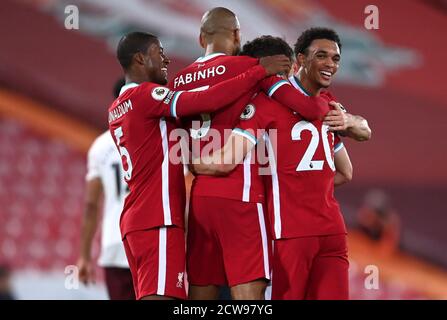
[234,88,346,239]
[108,65,268,237]
[168,53,330,203]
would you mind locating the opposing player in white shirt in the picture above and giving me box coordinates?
[77,79,135,300]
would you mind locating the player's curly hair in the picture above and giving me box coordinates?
[240,35,293,60]
[294,27,342,55]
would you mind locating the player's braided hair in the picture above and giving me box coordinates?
[294,27,342,55]
[116,32,158,69]
[240,35,293,60]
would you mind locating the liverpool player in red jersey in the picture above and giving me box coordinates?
[193,34,370,299]
[168,8,335,300]
[108,32,290,300]
[293,28,371,141]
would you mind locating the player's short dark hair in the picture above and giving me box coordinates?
[113,78,125,98]
[294,27,342,55]
[116,32,158,70]
[240,35,293,60]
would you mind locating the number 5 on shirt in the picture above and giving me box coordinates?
[114,126,133,180]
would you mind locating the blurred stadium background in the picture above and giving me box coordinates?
[0,0,446,299]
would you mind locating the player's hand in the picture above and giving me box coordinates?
[324,101,352,132]
[259,55,291,77]
[77,257,95,285]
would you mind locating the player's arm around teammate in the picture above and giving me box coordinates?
[189,131,255,176]
[171,54,291,117]
[323,103,371,141]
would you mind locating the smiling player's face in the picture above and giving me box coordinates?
[301,39,340,89]
[144,40,170,85]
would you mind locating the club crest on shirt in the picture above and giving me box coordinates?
[151,87,170,101]
[240,104,255,120]
[176,272,184,288]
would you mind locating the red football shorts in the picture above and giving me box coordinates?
[123,226,187,300]
[271,234,349,300]
[187,195,272,287]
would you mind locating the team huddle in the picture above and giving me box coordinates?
[107,7,371,300]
